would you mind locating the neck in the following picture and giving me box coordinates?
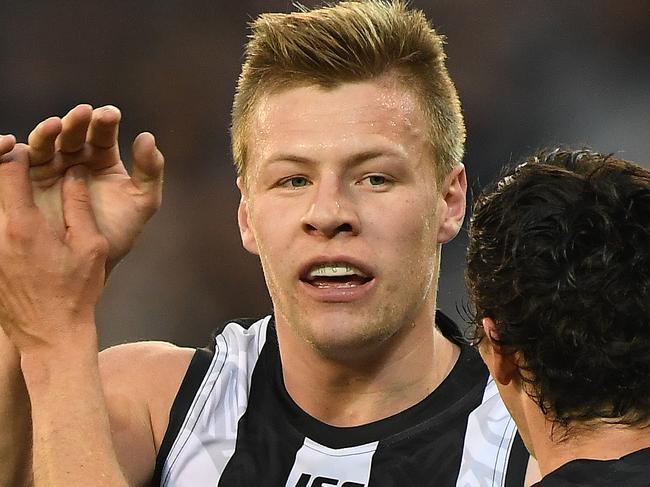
[277,309,460,427]
[523,404,650,476]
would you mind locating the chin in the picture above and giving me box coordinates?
[298,308,401,361]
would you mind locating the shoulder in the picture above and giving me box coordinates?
[99,340,195,384]
[97,341,195,486]
[99,341,195,403]
[95,318,273,486]
[100,340,194,374]
[99,341,195,446]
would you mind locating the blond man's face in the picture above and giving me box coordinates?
[238,76,462,358]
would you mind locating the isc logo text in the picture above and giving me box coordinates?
[295,473,365,487]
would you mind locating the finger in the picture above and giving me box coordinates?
[132,132,164,199]
[0,134,16,156]
[87,105,121,149]
[0,142,35,212]
[56,104,93,153]
[61,165,100,235]
[28,116,62,166]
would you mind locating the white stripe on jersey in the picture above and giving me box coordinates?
[456,379,519,487]
[160,317,270,486]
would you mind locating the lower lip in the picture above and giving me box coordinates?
[299,278,376,303]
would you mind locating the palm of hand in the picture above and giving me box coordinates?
[30,146,161,273]
[87,170,156,269]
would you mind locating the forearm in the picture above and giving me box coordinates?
[20,329,128,487]
[0,328,33,487]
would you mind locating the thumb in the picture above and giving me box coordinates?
[62,165,100,237]
[132,132,164,207]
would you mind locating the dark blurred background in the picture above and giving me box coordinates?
[1,1,648,349]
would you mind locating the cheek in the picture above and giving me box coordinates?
[249,203,301,276]
[384,197,438,248]
[369,200,438,284]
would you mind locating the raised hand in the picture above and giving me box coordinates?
[0,137,107,352]
[27,104,164,273]
[0,136,132,487]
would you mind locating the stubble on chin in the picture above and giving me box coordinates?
[282,297,420,362]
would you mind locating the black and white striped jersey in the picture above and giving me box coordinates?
[152,313,529,486]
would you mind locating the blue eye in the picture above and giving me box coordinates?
[283,176,309,188]
[367,175,386,186]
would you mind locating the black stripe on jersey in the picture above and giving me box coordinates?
[505,432,529,487]
[152,346,214,485]
[218,318,306,486]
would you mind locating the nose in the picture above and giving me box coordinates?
[301,180,360,238]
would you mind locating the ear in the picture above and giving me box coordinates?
[478,317,519,386]
[436,163,467,243]
[237,176,259,255]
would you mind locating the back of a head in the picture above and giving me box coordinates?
[231,0,465,185]
[467,149,650,431]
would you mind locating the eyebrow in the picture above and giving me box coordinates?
[265,148,405,167]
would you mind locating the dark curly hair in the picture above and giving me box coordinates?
[466,149,650,429]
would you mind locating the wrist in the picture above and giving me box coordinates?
[19,326,99,389]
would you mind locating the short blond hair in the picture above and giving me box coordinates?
[231,0,465,185]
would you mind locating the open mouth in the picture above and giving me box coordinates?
[300,262,373,289]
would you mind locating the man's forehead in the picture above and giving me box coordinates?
[250,78,426,154]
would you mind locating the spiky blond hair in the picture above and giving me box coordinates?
[231,0,465,185]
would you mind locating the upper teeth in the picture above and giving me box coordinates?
[309,263,367,278]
